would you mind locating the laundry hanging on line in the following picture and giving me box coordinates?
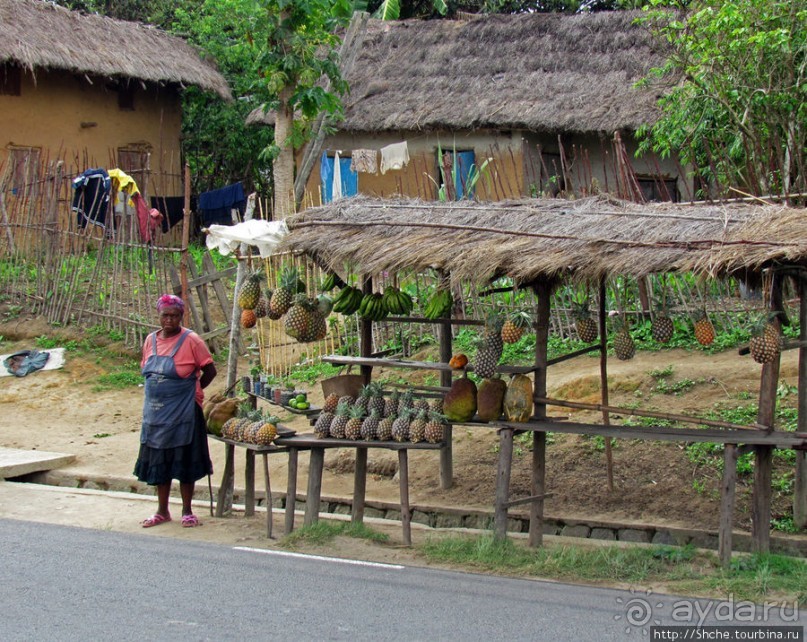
[350,149,378,174]
[198,182,246,226]
[72,168,111,230]
[379,142,410,174]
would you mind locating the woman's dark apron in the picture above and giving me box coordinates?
[141,330,197,449]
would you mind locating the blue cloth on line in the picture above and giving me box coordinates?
[198,182,246,226]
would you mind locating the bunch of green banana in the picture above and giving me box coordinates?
[319,272,346,292]
[359,293,388,321]
[423,288,453,320]
[381,286,414,315]
[332,286,363,315]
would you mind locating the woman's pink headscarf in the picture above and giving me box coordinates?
[156,294,185,313]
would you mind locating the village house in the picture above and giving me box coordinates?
[250,10,684,206]
[0,0,230,200]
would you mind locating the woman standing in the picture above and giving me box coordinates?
[135,294,217,528]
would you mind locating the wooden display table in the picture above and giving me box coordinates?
[276,434,442,546]
[210,432,442,545]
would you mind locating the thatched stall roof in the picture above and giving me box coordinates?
[248,10,666,133]
[0,0,231,99]
[280,196,807,284]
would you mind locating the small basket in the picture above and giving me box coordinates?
[320,374,364,399]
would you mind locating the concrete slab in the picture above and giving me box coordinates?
[0,447,76,479]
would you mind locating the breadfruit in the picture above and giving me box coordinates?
[504,374,534,423]
[206,397,240,436]
[477,377,507,422]
[203,392,227,421]
[443,376,477,423]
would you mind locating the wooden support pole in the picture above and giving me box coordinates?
[179,163,191,324]
[398,449,412,546]
[360,275,373,385]
[529,279,551,547]
[439,276,453,490]
[599,278,614,491]
[752,273,782,552]
[493,427,515,541]
[718,444,738,568]
[262,454,273,538]
[215,443,235,517]
[353,447,368,523]
[304,448,325,527]
[244,450,256,517]
[795,277,807,530]
[285,448,299,535]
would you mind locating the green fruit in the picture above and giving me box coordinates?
[288,400,298,408]
[443,376,477,422]
[299,402,310,410]
[296,394,307,403]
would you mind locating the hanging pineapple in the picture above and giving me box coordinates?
[501,310,531,344]
[573,299,599,343]
[651,302,674,344]
[284,294,315,341]
[269,266,300,318]
[240,308,257,329]
[693,309,715,346]
[749,315,781,364]
[237,270,263,311]
[613,316,635,361]
[472,312,504,378]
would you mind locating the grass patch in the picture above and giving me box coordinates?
[420,535,806,604]
[93,367,143,391]
[282,520,389,547]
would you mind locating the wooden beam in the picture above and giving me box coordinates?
[718,444,738,568]
[529,280,550,547]
[535,396,768,432]
[360,275,373,386]
[244,450,255,517]
[398,450,412,546]
[506,492,554,508]
[285,448,298,535]
[546,344,600,366]
[439,284,453,490]
[352,447,367,523]
[304,448,325,527]
[262,454,273,539]
[215,442,235,517]
[322,354,538,375]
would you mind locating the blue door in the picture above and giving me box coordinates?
[320,153,358,203]
[454,150,476,200]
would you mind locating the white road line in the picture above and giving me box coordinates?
[233,546,406,570]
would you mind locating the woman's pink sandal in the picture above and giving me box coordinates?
[142,513,171,528]
[181,514,200,528]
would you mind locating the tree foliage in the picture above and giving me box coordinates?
[638,0,806,201]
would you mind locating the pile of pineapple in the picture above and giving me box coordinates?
[220,406,281,446]
[313,383,447,444]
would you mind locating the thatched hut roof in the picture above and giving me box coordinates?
[0,0,231,99]
[280,196,807,284]
[248,11,667,133]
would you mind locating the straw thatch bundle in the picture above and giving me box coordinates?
[0,0,230,99]
[280,195,807,284]
[248,11,667,133]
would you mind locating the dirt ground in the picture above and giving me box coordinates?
[0,312,801,534]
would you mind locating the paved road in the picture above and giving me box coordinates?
[0,519,802,641]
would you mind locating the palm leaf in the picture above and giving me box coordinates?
[374,0,400,20]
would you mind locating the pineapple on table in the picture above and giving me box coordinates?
[361,408,381,441]
[377,413,395,441]
[330,400,351,439]
[391,409,412,443]
[323,392,339,414]
[345,405,365,441]
[409,408,428,443]
[314,410,334,438]
[424,412,446,444]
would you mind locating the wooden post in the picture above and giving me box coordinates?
[752,273,782,553]
[718,444,738,568]
[244,450,255,517]
[398,449,412,546]
[179,163,191,324]
[262,454,273,538]
[360,275,373,385]
[529,279,551,547]
[353,447,368,523]
[599,278,614,491]
[285,448,299,535]
[439,270,453,490]
[215,443,235,517]
[304,448,325,526]
[493,427,515,541]
[795,277,807,530]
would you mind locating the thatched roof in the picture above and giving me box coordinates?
[0,0,231,99]
[280,196,807,284]
[248,11,667,134]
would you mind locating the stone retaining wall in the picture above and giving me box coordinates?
[26,469,807,557]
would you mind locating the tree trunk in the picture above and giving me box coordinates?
[273,86,296,219]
